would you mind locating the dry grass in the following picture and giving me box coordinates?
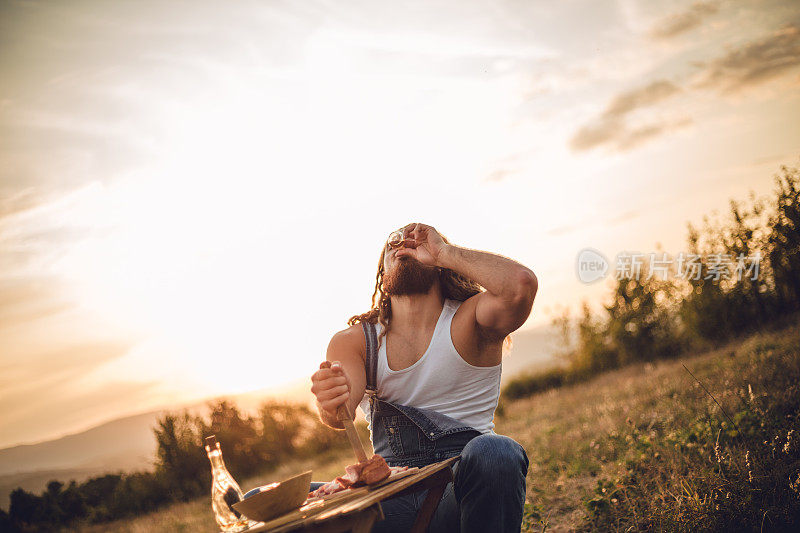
[498,318,800,532]
[71,319,800,532]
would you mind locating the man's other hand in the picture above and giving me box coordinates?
[311,360,351,416]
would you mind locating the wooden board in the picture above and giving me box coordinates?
[247,457,457,533]
[305,467,419,506]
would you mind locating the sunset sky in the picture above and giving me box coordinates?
[1,0,799,449]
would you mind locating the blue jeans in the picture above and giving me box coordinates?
[372,433,529,533]
[313,397,528,532]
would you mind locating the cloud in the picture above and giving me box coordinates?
[543,209,641,238]
[570,115,691,152]
[692,23,800,93]
[485,168,517,183]
[0,277,73,328]
[604,80,681,117]
[0,339,135,391]
[571,22,800,153]
[569,80,686,152]
[0,188,48,220]
[615,117,693,151]
[649,1,720,40]
[546,224,579,237]
[607,209,639,225]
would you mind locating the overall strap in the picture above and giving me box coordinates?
[361,320,378,395]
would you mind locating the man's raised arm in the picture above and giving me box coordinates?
[399,223,538,339]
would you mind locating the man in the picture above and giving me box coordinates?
[310,222,537,532]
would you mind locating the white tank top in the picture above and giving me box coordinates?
[359,298,502,434]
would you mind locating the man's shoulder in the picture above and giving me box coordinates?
[333,321,368,340]
[328,322,367,362]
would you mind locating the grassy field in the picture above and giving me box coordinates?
[76,319,800,532]
[502,318,800,532]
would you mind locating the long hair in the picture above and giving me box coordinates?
[348,233,512,354]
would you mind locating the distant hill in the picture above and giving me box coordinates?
[0,411,161,510]
[0,411,161,478]
[0,323,557,509]
[502,323,561,380]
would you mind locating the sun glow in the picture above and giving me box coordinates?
[35,33,547,400]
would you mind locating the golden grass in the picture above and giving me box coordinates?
[498,319,800,532]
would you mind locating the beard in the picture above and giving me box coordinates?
[383,257,439,296]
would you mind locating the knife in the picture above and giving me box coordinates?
[337,403,368,463]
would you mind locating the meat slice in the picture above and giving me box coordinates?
[359,453,392,485]
[307,455,398,499]
[335,464,359,487]
[308,478,347,498]
[337,454,391,487]
[336,454,392,487]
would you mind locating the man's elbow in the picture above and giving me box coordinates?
[510,269,538,308]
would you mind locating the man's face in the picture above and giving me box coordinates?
[382,237,438,296]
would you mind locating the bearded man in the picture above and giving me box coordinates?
[310,222,537,532]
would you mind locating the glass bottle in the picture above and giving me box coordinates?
[205,435,252,532]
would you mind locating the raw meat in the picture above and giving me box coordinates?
[308,457,404,499]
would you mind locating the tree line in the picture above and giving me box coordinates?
[504,162,800,399]
[0,400,345,531]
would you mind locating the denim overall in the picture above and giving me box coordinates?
[359,320,529,533]
[360,319,482,469]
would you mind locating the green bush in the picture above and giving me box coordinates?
[504,161,800,402]
[503,366,567,399]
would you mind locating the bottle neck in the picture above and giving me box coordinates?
[207,449,227,471]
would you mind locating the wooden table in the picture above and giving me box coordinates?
[247,456,458,533]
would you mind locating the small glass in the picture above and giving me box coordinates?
[387,229,407,249]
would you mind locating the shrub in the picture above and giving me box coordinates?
[504,161,800,402]
[503,366,567,399]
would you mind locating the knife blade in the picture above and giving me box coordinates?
[337,403,368,463]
